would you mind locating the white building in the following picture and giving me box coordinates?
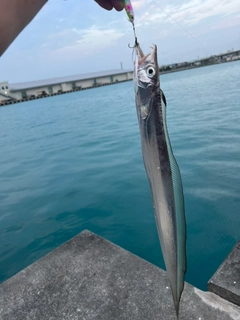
[0,69,133,105]
[0,81,14,100]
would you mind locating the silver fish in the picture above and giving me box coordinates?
[133,44,186,316]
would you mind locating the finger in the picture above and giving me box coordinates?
[110,0,124,11]
[94,0,113,11]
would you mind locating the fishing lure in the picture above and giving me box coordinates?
[122,0,134,23]
[122,0,138,46]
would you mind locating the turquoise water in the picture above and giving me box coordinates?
[0,61,240,290]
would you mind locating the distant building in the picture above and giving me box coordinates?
[0,81,13,100]
[0,69,133,104]
[194,62,201,66]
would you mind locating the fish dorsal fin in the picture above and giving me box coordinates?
[161,90,167,107]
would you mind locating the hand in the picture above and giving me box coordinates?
[95,0,124,11]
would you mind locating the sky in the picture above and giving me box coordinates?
[1,0,240,83]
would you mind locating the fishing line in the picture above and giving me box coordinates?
[149,0,222,64]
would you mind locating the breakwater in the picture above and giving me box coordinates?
[0,79,131,107]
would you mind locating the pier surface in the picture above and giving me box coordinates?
[1,230,240,320]
[208,241,240,306]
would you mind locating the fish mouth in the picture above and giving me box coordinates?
[138,54,150,65]
[136,45,157,65]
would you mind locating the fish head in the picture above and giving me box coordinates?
[134,44,159,120]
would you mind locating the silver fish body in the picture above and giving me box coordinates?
[134,44,186,316]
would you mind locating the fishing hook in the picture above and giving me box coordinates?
[128,21,139,49]
[128,41,137,49]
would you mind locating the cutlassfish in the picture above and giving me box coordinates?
[133,43,187,316]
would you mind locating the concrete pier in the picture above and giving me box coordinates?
[208,241,240,306]
[0,79,130,107]
[1,230,240,320]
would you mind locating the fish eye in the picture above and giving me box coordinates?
[146,66,155,77]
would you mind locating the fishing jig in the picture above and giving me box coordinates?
[122,0,134,22]
[122,0,138,47]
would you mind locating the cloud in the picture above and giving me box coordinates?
[74,26,124,48]
[43,26,124,62]
[137,0,240,26]
[136,11,166,25]
[213,13,240,29]
[170,0,240,25]
[132,0,145,10]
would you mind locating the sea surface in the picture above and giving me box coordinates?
[0,61,240,290]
